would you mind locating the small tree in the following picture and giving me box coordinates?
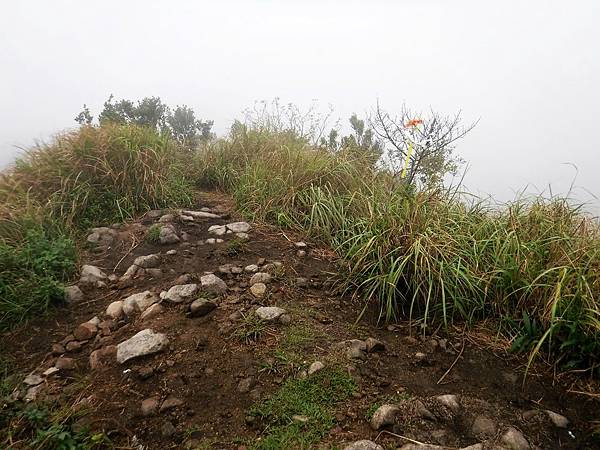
[74,104,93,125]
[167,105,214,147]
[371,102,476,186]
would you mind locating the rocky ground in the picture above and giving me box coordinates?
[2,192,599,449]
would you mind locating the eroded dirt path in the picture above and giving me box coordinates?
[2,192,599,449]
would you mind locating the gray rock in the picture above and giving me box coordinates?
[501,427,530,450]
[189,299,217,317]
[141,397,159,417]
[161,421,176,438]
[106,301,124,320]
[133,253,161,268]
[244,264,259,273]
[55,357,75,371]
[64,285,84,304]
[226,222,251,233]
[86,227,117,247]
[43,367,59,377]
[159,396,184,412]
[343,441,384,450]
[122,291,159,316]
[158,213,175,223]
[166,249,177,255]
[370,404,399,430]
[116,329,169,364]
[347,346,367,360]
[200,274,227,294]
[159,225,180,244]
[162,284,199,303]
[23,374,43,386]
[120,264,141,281]
[436,394,460,413]
[255,306,287,322]
[250,272,272,285]
[296,250,307,257]
[250,282,267,298]
[471,415,497,438]
[235,232,250,240]
[140,303,164,321]
[365,337,386,353]
[183,210,220,219]
[545,409,569,428]
[79,265,107,285]
[208,225,227,236]
[237,377,254,393]
[294,241,307,248]
[308,361,325,375]
[205,238,223,244]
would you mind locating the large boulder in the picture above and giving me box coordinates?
[116,329,169,364]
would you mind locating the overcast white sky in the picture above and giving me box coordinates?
[1,1,599,209]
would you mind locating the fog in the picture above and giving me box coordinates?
[1,1,599,210]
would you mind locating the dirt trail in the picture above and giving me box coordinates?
[2,192,599,449]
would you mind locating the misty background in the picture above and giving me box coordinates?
[1,1,599,211]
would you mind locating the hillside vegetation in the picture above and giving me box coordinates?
[1,113,599,377]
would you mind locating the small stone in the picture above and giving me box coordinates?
[189,299,217,317]
[226,222,251,233]
[116,329,169,364]
[51,343,65,355]
[545,409,569,428]
[73,322,98,341]
[308,361,325,375]
[43,367,59,377]
[55,357,75,371]
[79,265,107,285]
[250,283,267,298]
[140,303,164,320]
[166,249,177,255]
[471,415,496,438]
[64,285,84,304]
[141,397,159,417]
[159,396,184,413]
[501,427,530,450]
[244,264,259,273]
[200,274,227,294]
[347,346,366,361]
[159,224,180,244]
[250,272,272,285]
[66,341,82,352]
[106,301,124,320]
[89,345,117,370]
[296,250,307,257]
[161,421,176,438]
[235,232,250,240]
[23,374,44,386]
[294,241,307,248]
[370,404,399,430]
[208,225,227,235]
[158,213,175,223]
[123,291,159,315]
[343,441,384,450]
[237,377,254,393]
[436,394,460,413]
[133,253,161,268]
[292,414,310,423]
[183,210,220,219]
[255,306,287,322]
[364,337,386,353]
[25,385,44,401]
[294,277,309,287]
[162,284,199,303]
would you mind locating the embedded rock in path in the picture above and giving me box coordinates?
[23,374,44,386]
[235,232,250,240]
[161,284,199,303]
[89,345,117,370]
[183,210,221,219]
[116,329,169,364]
[79,265,107,285]
[159,213,175,223]
[73,322,98,341]
[255,306,289,323]
[244,264,259,273]
[55,357,75,371]
[189,299,217,317]
[436,394,461,413]
[500,427,530,450]
[205,238,224,244]
[141,303,164,321]
[344,441,384,450]
[250,283,267,298]
[86,227,118,248]
[159,224,180,244]
[123,291,159,316]
[141,397,160,417]
[226,221,251,233]
[159,396,184,413]
[106,301,124,320]
[200,274,227,294]
[64,285,84,304]
[471,415,497,438]
[208,225,227,236]
[133,253,161,269]
[545,409,569,428]
[249,272,271,285]
[365,337,386,353]
[370,404,400,430]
